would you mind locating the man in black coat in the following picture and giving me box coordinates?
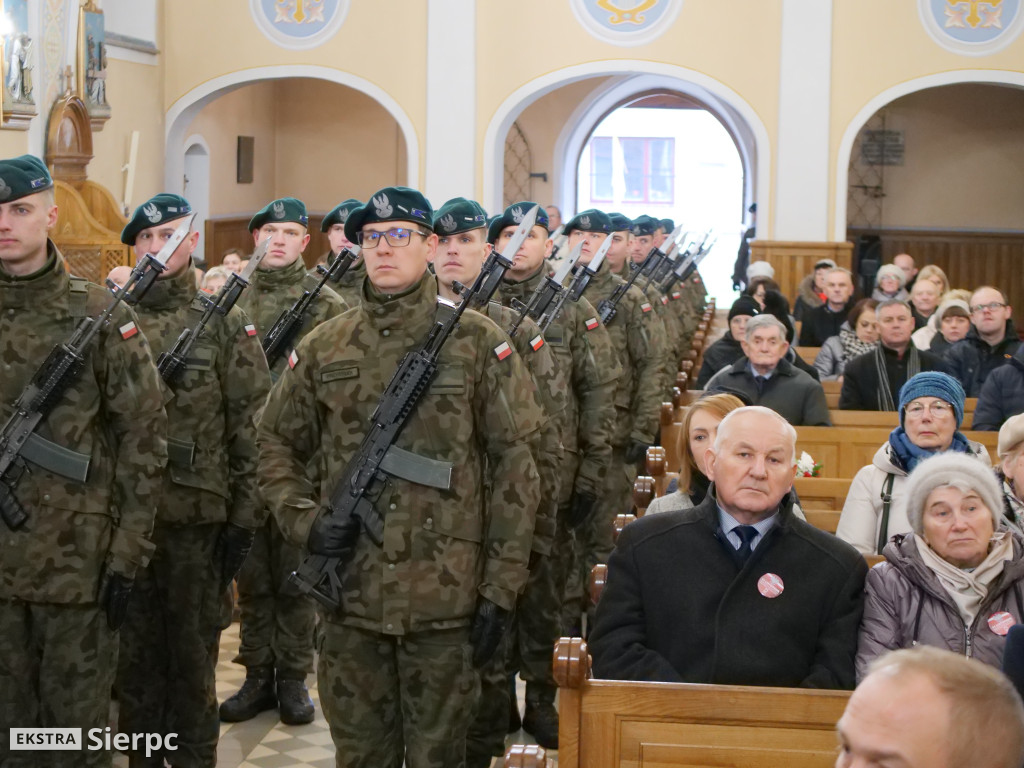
[593,405,864,688]
[696,295,758,388]
[589,406,866,688]
[798,267,854,347]
[944,286,1020,397]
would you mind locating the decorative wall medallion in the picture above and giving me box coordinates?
[569,0,682,47]
[919,0,1024,56]
[250,0,349,50]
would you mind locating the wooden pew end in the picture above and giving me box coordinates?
[645,445,666,476]
[633,476,654,511]
[613,513,637,542]
[504,743,549,767]
[589,563,607,606]
[552,637,590,689]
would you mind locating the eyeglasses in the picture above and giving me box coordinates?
[905,401,953,418]
[357,227,430,248]
[971,301,1007,314]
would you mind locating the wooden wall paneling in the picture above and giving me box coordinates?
[749,241,854,310]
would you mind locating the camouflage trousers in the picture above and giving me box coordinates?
[235,514,315,678]
[0,600,116,767]
[465,522,571,763]
[116,523,222,768]
[317,622,479,768]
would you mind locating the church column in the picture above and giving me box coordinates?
[774,0,833,240]
[424,0,476,203]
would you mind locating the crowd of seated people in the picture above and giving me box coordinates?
[586,248,1024,721]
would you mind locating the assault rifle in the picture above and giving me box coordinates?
[157,235,270,386]
[595,231,675,326]
[457,205,538,310]
[262,244,362,369]
[288,208,539,610]
[548,225,567,261]
[660,233,715,294]
[505,242,582,338]
[0,214,194,531]
[538,232,613,333]
[646,229,690,290]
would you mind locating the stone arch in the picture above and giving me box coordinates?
[164,65,419,196]
[482,61,769,225]
[833,70,1024,240]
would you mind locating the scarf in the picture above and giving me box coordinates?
[915,531,1012,627]
[888,427,972,473]
[838,325,877,362]
[688,471,711,507]
[999,469,1024,534]
[873,344,921,412]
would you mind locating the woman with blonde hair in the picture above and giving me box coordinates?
[646,393,745,514]
[917,264,950,296]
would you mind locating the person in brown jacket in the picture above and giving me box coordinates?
[856,452,1024,681]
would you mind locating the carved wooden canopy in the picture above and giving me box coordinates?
[45,95,93,187]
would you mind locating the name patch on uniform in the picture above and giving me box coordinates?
[529,335,545,351]
[641,302,653,313]
[585,317,600,331]
[119,321,138,340]
[244,324,257,337]
[494,341,512,361]
[288,350,299,369]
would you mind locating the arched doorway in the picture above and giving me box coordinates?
[838,74,1024,321]
[484,64,765,305]
[182,137,210,263]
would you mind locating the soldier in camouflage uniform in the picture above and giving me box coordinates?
[221,197,347,725]
[321,198,364,307]
[257,186,544,767]
[0,155,167,767]
[491,202,619,748]
[115,194,271,767]
[430,198,567,767]
[563,210,666,613]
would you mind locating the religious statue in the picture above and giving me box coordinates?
[6,32,32,104]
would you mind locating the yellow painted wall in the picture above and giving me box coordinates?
[162,0,426,175]
[857,83,1024,230]
[186,81,277,217]
[90,58,166,211]
[831,0,1024,234]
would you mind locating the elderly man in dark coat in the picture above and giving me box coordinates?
[589,406,866,688]
[706,314,831,426]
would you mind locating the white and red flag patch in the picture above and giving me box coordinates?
[660,296,669,305]
[672,291,682,300]
[641,302,653,313]
[585,317,600,330]
[119,321,138,340]
[529,335,545,351]
[288,350,299,369]
[494,341,512,360]
[244,324,258,337]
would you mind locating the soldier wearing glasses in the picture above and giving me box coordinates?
[257,186,543,766]
[220,197,347,725]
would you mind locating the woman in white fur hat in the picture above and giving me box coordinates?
[856,452,1024,681]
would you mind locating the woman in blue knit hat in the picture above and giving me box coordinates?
[836,372,992,555]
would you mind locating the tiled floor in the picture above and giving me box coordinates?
[113,622,555,767]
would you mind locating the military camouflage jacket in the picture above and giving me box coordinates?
[331,255,365,309]
[236,256,347,381]
[479,298,565,555]
[0,243,167,602]
[258,274,542,634]
[581,263,665,446]
[134,261,271,529]
[501,268,618,499]
[642,281,682,396]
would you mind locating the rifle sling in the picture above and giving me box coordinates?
[379,444,453,490]
[22,433,90,483]
[167,436,196,468]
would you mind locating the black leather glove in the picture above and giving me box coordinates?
[213,523,255,591]
[99,569,134,631]
[565,491,597,529]
[624,440,650,465]
[469,598,512,668]
[307,511,361,558]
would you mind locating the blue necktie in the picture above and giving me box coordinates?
[734,525,759,565]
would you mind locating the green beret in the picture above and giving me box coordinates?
[608,212,632,232]
[344,186,434,243]
[321,198,362,232]
[433,197,488,235]
[659,218,675,233]
[564,208,612,235]
[631,214,659,237]
[0,154,52,204]
[121,193,192,245]
[248,197,308,232]
[486,201,549,245]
